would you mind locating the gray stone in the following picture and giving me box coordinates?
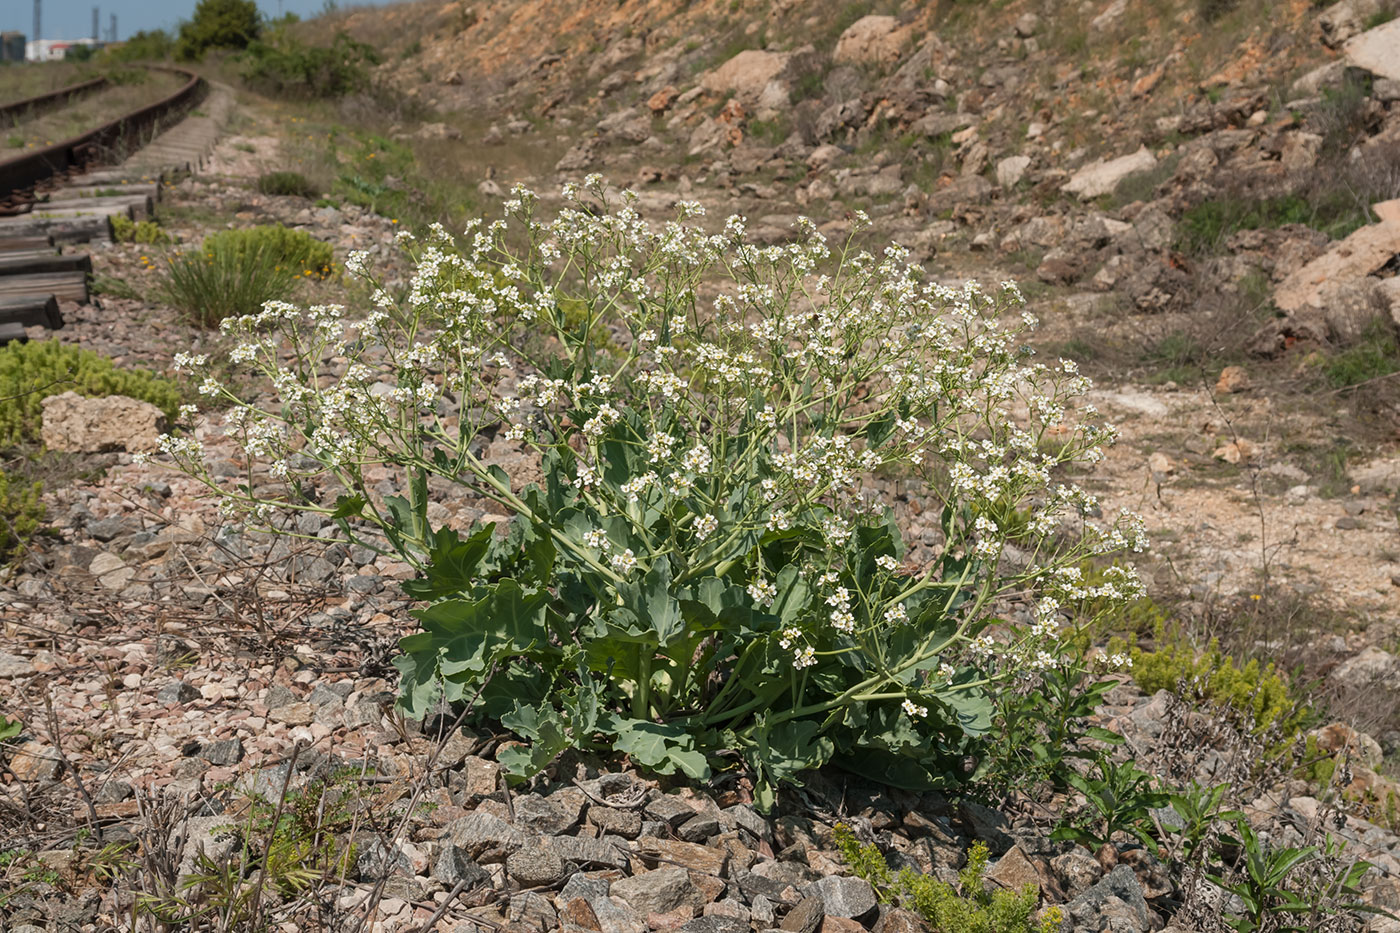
[592,805,643,838]
[552,832,629,868]
[779,895,824,933]
[646,795,696,828]
[611,866,696,915]
[515,793,582,835]
[94,779,134,804]
[264,684,296,709]
[156,680,200,704]
[197,738,244,766]
[1061,865,1151,932]
[0,652,33,679]
[357,837,413,880]
[507,842,568,886]
[808,875,878,922]
[679,814,721,843]
[725,804,772,842]
[179,815,238,878]
[959,800,1014,854]
[447,811,526,863]
[1051,847,1104,899]
[431,844,490,887]
[679,918,748,933]
[506,890,557,931]
[87,517,131,542]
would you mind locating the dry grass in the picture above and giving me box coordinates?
[4,71,185,151]
[0,62,91,105]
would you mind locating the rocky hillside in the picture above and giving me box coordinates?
[5,1,1400,931]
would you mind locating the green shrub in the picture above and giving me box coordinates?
[834,825,1059,932]
[1131,638,1305,739]
[256,171,318,198]
[202,225,335,278]
[0,467,43,562]
[111,215,172,245]
[158,244,299,328]
[175,0,261,61]
[0,341,181,449]
[240,32,380,98]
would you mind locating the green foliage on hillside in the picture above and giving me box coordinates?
[176,0,261,61]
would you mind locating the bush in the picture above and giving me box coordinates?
[256,171,318,198]
[175,0,261,61]
[202,225,335,278]
[111,215,172,245]
[240,32,380,98]
[0,341,180,449]
[105,29,174,62]
[162,182,1148,805]
[834,824,1059,932]
[1131,637,1305,739]
[158,244,299,328]
[0,467,43,562]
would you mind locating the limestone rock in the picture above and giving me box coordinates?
[1330,647,1400,692]
[1273,221,1400,314]
[995,155,1031,188]
[1061,147,1157,200]
[1346,18,1400,81]
[41,392,167,453]
[833,16,909,66]
[702,50,791,103]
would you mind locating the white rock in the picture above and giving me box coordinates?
[41,392,167,454]
[1346,19,1400,80]
[1061,146,1157,199]
[995,155,1031,188]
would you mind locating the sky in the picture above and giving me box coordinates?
[0,0,403,43]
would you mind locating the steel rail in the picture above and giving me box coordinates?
[0,75,110,127]
[0,66,207,203]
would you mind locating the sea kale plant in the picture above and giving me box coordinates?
[154,177,1146,805]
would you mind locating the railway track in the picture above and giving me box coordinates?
[0,66,229,344]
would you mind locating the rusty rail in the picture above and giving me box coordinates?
[0,66,207,202]
[0,76,109,127]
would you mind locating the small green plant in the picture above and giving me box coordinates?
[1208,818,1374,932]
[1130,637,1306,740]
[0,467,44,562]
[158,245,299,328]
[834,824,1060,932]
[1320,319,1400,389]
[256,171,318,198]
[1164,781,1245,864]
[1052,755,1171,852]
[90,274,142,300]
[111,215,172,245]
[0,340,180,448]
[202,225,335,278]
[0,713,22,742]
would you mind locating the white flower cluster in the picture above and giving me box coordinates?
[143,181,1147,725]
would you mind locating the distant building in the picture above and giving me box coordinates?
[0,31,25,62]
[26,38,104,61]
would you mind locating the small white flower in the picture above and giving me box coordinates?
[583,529,609,550]
[793,646,816,669]
[694,514,718,541]
[883,604,907,625]
[610,548,638,575]
[875,555,899,572]
[748,578,777,607]
[902,699,928,719]
[779,626,802,649]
